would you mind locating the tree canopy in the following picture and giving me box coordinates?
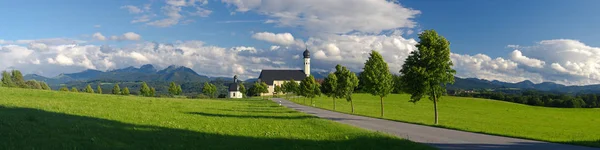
[85,84,94,93]
[113,83,122,95]
[400,29,456,124]
[202,82,217,98]
[361,51,393,117]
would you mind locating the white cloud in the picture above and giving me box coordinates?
[270,45,280,50]
[122,32,142,41]
[93,25,102,28]
[127,0,211,27]
[121,5,144,14]
[252,32,295,45]
[92,32,107,41]
[510,50,545,68]
[222,0,420,34]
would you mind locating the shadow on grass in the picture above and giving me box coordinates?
[185,112,318,119]
[0,106,434,150]
[206,108,297,114]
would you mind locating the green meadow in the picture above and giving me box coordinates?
[0,87,433,149]
[290,93,600,147]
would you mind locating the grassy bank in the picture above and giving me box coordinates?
[290,93,600,147]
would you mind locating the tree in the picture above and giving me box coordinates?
[300,75,319,105]
[113,84,121,95]
[400,30,456,125]
[169,82,179,95]
[85,84,94,93]
[11,70,27,88]
[284,79,299,98]
[40,82,51,90]
[97,84,103,94]
[140,82,151,97]
[322,73,338,109]
[25,80,42,89]
[259,82,269,98]
[239,83,246,98]
[122,87,130,95]
[333,64,359,113]
[361,51,393,117]
[176,85,183,95]
[71,87,79,92]
[150,87,156,97]
[203,82,217,98]
[59,86,69,91]
[274,85,282,96]
[1,71,15,87]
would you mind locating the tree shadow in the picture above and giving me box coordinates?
[0,106,432,149]
[185,112,318,119]
[206,108,297,114]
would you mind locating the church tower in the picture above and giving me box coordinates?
[303,48,310,77]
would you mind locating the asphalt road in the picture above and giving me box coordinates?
[271,98,599,150]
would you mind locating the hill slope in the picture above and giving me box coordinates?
[0,87,431,149]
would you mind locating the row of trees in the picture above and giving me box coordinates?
[58,82,158,97]
[1,70,51,90]
[457,91,600,108]
[291,30,455,125]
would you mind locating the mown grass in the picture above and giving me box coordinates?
[0,87,433,149]
[290,93,600,147]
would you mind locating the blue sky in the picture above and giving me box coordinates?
[1,0,600,85]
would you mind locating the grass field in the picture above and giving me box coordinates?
[289,94,600,147]
[0,87,433,149]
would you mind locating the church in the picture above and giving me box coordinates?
[257,49,311,96]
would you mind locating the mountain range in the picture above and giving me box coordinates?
[24,64,328,85]
[24,64,600,94]
[450,77,600,94]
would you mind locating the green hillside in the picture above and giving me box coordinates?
[0,87,432,149]
[290,94,600,147]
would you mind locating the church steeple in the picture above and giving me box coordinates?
[303,48,310,77]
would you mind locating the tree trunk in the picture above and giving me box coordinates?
[351,100,355,113]
[333,98,336,110]
[380,96,384,117]
[432,89,438,125]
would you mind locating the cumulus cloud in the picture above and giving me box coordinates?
[93,32,107,41]
[510,50,545,68]
[221,0,420,34]
[252,32,295,45]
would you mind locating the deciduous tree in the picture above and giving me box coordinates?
[113,84,121,95]
[97,84,103,94]
[85,84,94,93]
[1,71,15,87]
[239,83,246,98]
[169,82,178,95]
[71,87,79,92]
[333,64,359,113]
[40,82,51,90]
[300,75,319,105]
[140,82,151,96]
[400,29,456,125]
[321,73,337,109]
[361,51,393,117]
[122,87,130,95]
[11,70,27,88]
[203,82,217,98]
[59,86,69,91]
[25,80,42,89]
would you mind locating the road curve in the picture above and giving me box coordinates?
[271,98,599,150]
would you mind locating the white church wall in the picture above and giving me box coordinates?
[229,91,243,98]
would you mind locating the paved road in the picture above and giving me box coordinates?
[271,98,599,150]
